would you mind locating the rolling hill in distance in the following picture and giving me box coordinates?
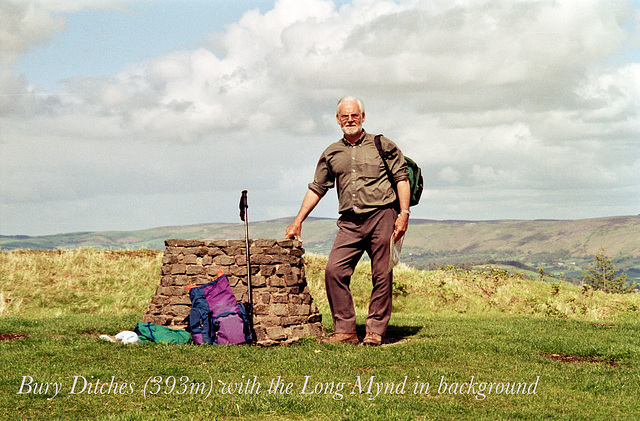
[2,215,639,282]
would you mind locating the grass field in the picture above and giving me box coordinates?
[1,249,640,420]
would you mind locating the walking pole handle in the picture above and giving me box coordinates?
[240,190,248,221]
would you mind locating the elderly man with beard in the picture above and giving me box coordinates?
[285,95,411,346]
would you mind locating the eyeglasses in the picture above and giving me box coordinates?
[338,113,362,122]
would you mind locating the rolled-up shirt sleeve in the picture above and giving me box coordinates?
[381,137,409,183]
[308,152,334,198]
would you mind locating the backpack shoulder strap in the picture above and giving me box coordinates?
[374,134,394,185]
[373,134,383,154]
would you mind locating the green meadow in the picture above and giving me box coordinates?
[1,249,639,420]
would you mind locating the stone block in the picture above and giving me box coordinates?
[171,264,187,275]
[160,275,173,287]
[308,314,322,324]
[290,325,305,338]
[205,240,228,248]
[307,323,324,337]
[168,304,190,317]
[287,286,301,294]
[184,254,198,265]
[271,254,291,264]
[169,295,192,306]
[268,275,285,287]
[265,326,287,341]
[255,316,282,328]
[224,246,243,256]
[255,239,276,247]
[289,295,303,305]
[260,265,276,277]
[254,325,268,342]
[207,248,225,257]
[226,240,245,248]
[283,316,307,326]
[259,291,271,304]
[252,254,273,265]
[297,304,310,316]
[285,274,300,286]
[230,265,247,277]
[142,314,173,326]
[161,286,185,296]
[249,246,263,255]
[263,246,286,255]
[276,239,294,247]
[271,293,288,303]
[213,255,235,265]
[289,248,304,257]
[231,285,246,298]
[271,304,289,317]
[207,266,224,277]
[165,246,182,255]
[253,304,271,315]
[163,254,179,264]
[276,264,292,275]
[251,275,267,288]
[194,246,209,256]
[186,265,205,275]
[164,239,180,247]
[151,295,169,305]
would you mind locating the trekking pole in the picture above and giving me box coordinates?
[239,190,255,342]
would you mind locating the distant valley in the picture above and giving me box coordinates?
[2,215,638,283]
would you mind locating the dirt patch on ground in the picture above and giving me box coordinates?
[542,353,618,367]
[0,333,27,342]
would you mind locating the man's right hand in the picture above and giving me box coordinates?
[285,221,302,242]
[284,189,322,243]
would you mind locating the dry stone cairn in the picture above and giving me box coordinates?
[143,238,324,346]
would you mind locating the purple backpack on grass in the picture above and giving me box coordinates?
[187,270,252,345]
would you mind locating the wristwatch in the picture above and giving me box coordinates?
[400,209,411,216]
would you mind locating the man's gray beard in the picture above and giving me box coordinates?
[342,125,362,137]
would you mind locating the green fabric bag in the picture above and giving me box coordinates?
[134,322,192,344]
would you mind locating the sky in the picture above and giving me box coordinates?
[1,0,639,236]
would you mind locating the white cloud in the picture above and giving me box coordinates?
[0,1,65,65]
[1,0,639,234]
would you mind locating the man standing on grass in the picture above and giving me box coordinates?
[285,95,411,346]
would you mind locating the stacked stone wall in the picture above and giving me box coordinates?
[142,238,323,346]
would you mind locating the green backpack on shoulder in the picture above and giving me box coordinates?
[374,134,423,207]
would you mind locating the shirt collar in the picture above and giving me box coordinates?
[341,129,367,146]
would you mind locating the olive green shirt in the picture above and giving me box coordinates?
[309,131,408,215]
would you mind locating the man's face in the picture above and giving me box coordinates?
[337,101,365,138]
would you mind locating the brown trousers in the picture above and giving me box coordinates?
[325,207,396,336]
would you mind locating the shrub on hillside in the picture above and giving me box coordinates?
[583,248,637,294]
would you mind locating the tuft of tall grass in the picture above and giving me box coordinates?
[304,254,640,322]
[0,249,161,317]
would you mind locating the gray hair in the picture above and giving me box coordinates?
[336,95,365,115]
